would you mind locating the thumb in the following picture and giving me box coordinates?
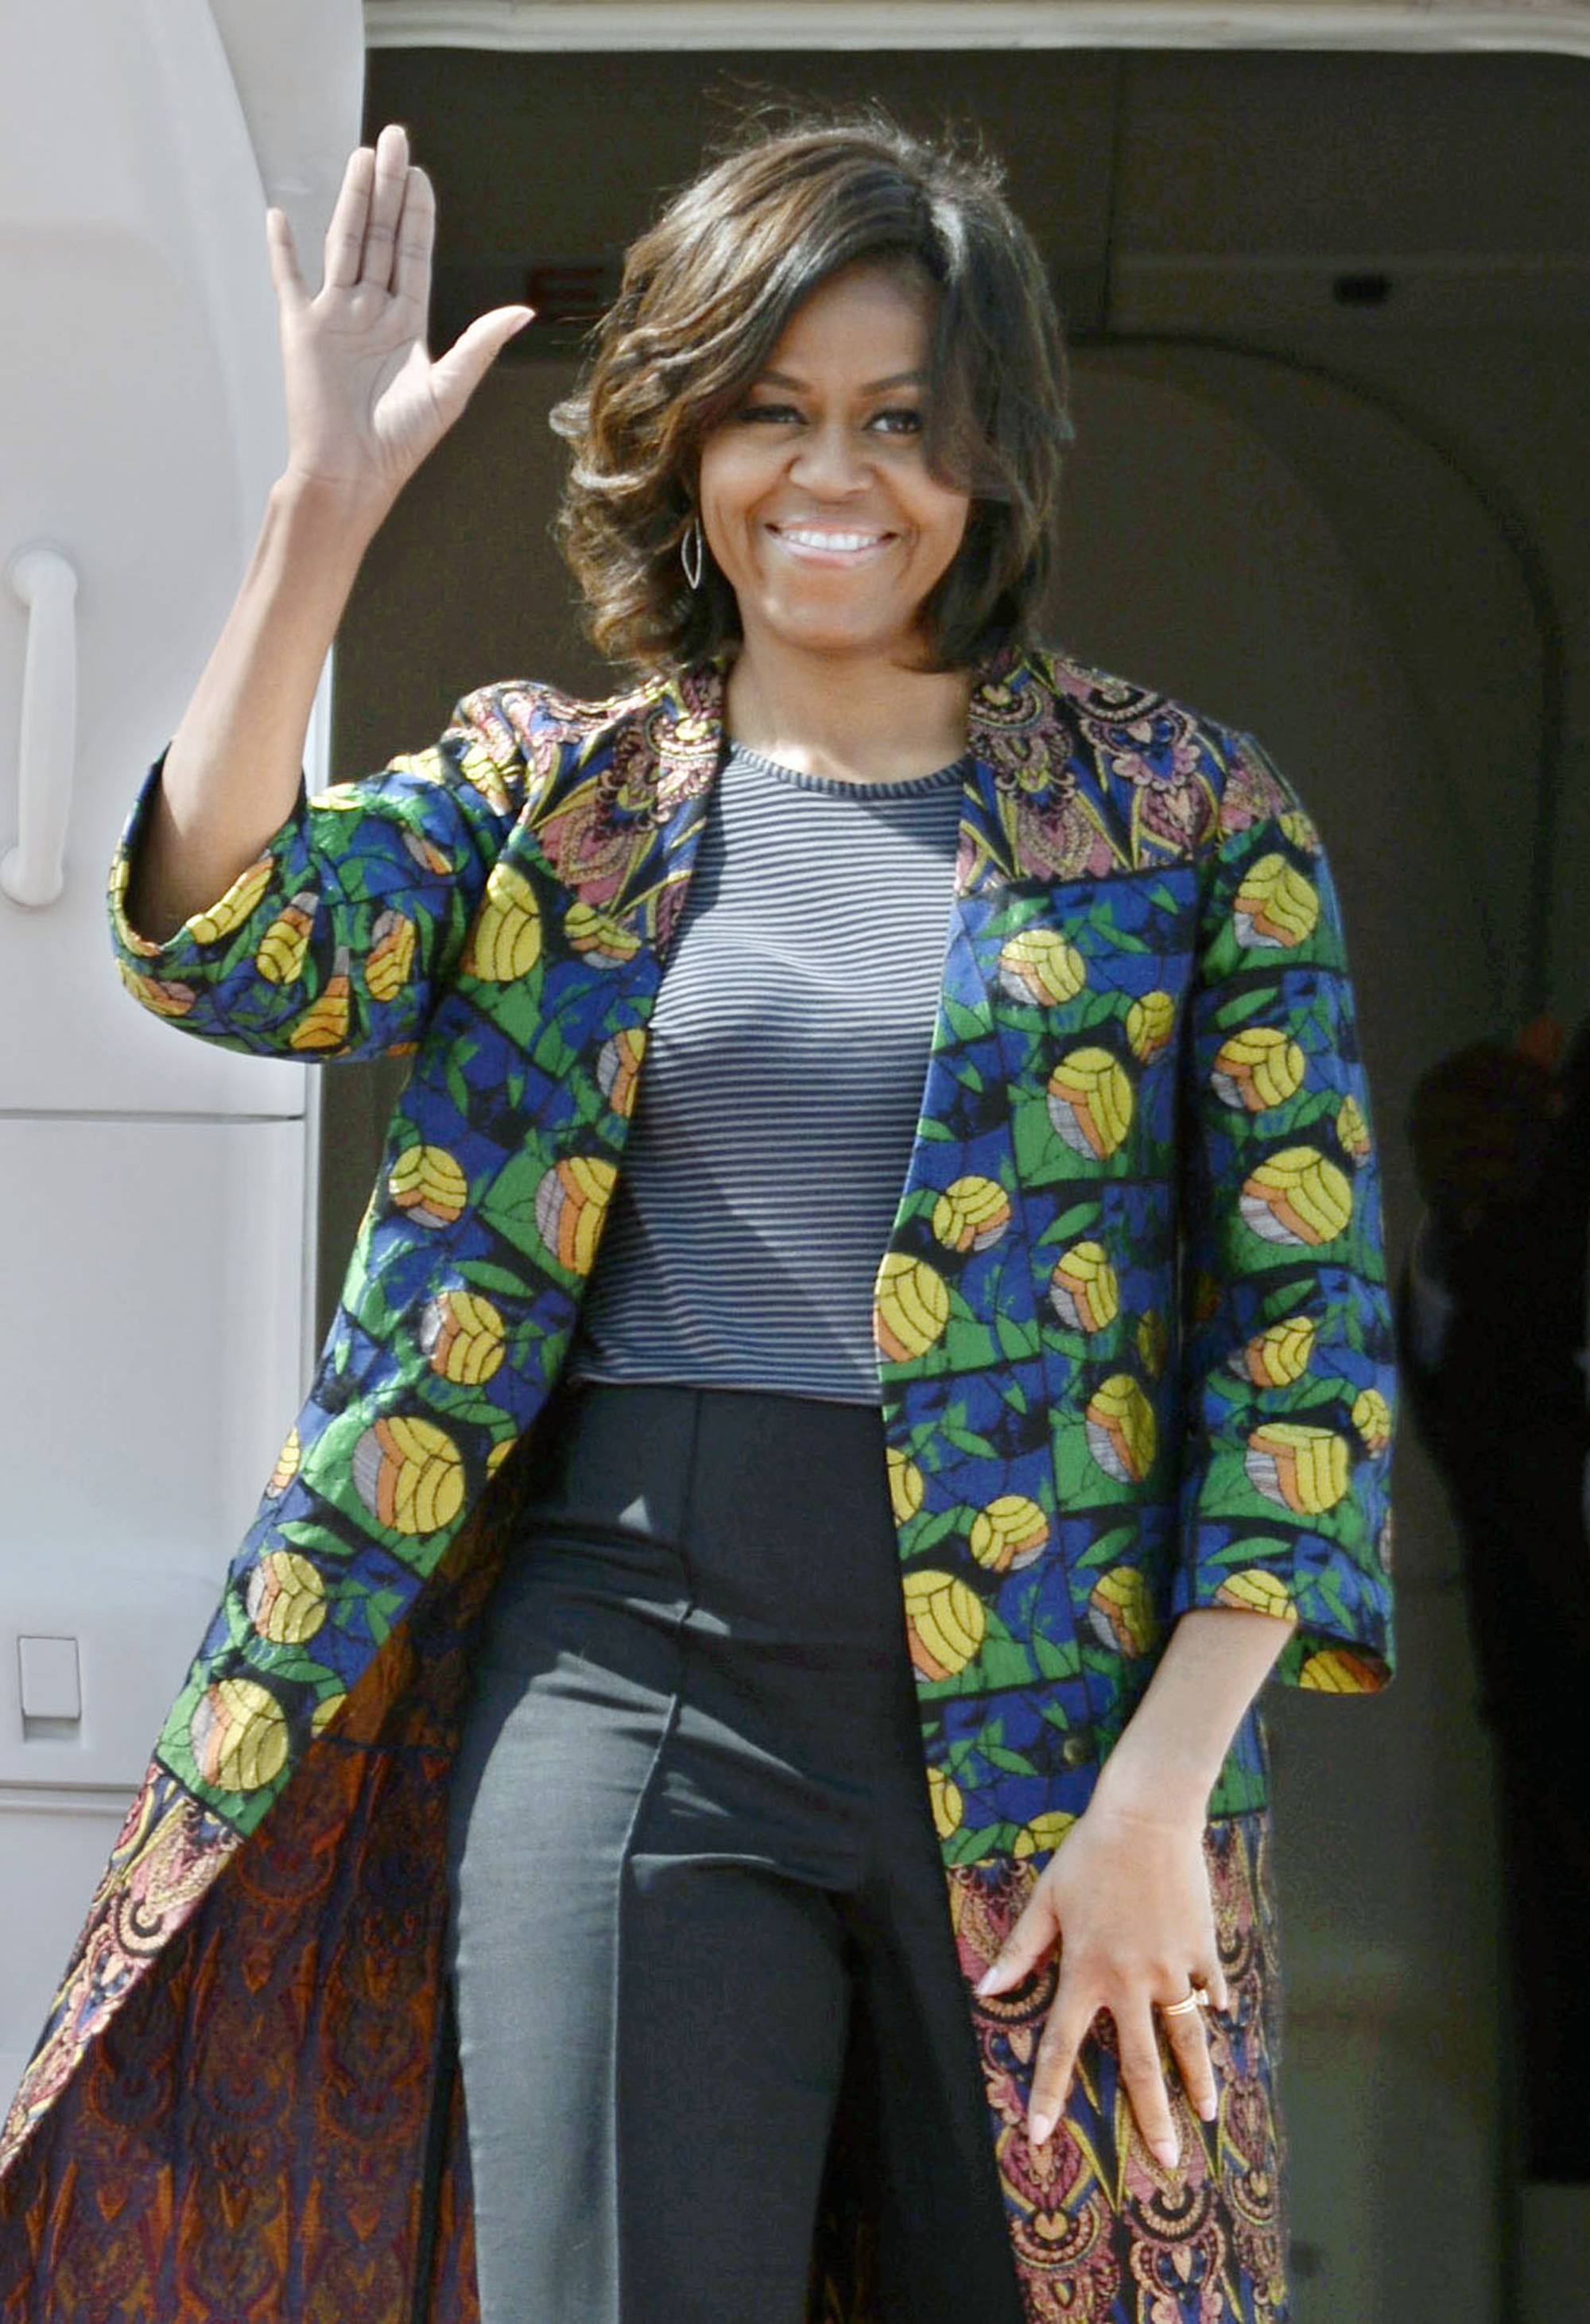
[264,205,308,312]
[975,1885,1060,1996]
[429,305,535,418]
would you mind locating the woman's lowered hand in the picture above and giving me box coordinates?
[266,121,533,522]
[975,1794,1226,2169]
[972,1606,1292,2167]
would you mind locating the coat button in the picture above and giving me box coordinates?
[1060,1732,1093,1767]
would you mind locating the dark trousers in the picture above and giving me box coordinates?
[443,1376,1025,2324]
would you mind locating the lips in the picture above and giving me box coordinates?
[766,522,896,562]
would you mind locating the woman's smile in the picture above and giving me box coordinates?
[764,520,898,565]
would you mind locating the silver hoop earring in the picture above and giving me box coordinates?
[681,515,704,591]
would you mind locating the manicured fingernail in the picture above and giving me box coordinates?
[1029,2112,1053,2147]
[1199,2096,1217,2122]
[975,1966,1002,1996]
[1153,2136,1179,2168]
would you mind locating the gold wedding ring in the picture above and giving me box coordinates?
[1159,1985,1211,2019]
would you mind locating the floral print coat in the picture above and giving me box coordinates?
[0,638,1395,2322]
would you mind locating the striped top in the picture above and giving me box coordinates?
[563,739,970,1405]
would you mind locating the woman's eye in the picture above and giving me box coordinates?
[741,402,799,425]
[871,408,925,436]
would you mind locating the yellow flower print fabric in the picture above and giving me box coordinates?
[91,650,1394,1856]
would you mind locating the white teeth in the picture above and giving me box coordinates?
[776,528,886,552]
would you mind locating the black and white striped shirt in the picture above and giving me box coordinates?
[564,739,969,1405]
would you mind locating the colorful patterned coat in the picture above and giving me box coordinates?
[0,638,1395,2322]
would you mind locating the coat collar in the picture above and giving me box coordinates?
[626,633,1127,939]
[522,633,1225,957]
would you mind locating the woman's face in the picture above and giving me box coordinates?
[695,260,973,665]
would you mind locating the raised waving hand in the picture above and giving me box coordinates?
[125,123,533,943]
[266,121,533,517]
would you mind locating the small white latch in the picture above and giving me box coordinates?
[19,1635,82,1725]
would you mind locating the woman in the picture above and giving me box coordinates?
[0,111,1395,2324]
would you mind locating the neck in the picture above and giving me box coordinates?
[723,627,977,786]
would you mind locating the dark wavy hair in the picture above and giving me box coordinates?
[549,105,1074,675]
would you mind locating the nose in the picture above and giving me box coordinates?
[785,418,871,498]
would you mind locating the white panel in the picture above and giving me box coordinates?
[0,0,354,1117]
[17,1637,82,1724]
[0,1115,309,1569]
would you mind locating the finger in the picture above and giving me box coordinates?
[265,207,308,313]
[1200,1956,1231,2016]
[1161,1998,1217,2124]
[360,122,410,293]
[1026,1983,1099,2147]
[391,166,437,313]
[324,144,377,292]
[429,307,537,421]
[1118,2005,1179,2170]
[975,1886,1061,1998]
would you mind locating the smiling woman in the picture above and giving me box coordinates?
[2,99,1394,2324]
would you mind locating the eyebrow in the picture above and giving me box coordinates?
[752,367,929,394]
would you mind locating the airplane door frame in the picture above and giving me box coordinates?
[363,1,1590,60]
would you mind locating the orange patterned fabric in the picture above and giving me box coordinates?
[947,1826,1287,2319]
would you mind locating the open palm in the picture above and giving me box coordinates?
[266,120,532,514]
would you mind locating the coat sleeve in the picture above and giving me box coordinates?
[105,682,544,1063]
[1171,723,1396,1692]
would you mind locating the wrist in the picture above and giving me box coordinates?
[271,468,391,541]
[1088,1744,1212,1829]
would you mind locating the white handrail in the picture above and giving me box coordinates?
[2,544,79,909]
